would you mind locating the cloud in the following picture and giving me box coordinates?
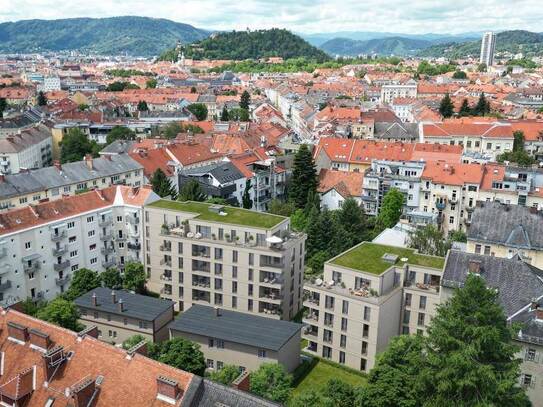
[1,0,542,34]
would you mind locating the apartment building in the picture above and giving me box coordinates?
[0,185,158,308]
[169,304,301,373]
[467,201,543,268]
[302,242,444,371]
[144,200,306,319]
[0,154,144,211]
[75,287,174,344]
[380,82,417,104]
[0,307,277,407]
[0,124,53,174]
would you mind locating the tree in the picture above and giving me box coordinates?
[187,103,208,120]
[513,130,525,152]
[146,78,157,89]
[249,363,292,404]
[357,335,426,407]
[289,391,333,407]
[122,334,147,350]
[150,168,176,198]
[106,81,139,92]
[220,105,229,121]
[190,86,197,93]
[0,97,6,118]
[240,90,251,110]
[477,62,487,72]
[101,267,123,289]
[64,268,101,300]
[228,107,250,122]
[37,298,81,331]
[449,229,467,243]
[37,91,47,106]
[268,200,295,217]
[20,298,46,317]
[242,179,253,209]
[208,364,242,385]
[376,188,404,231]
[452,70,467,79]
[408,224,451,257]
[60,128,99,164]
[289,144,317,209]
[149,337,206,376]
[458,98,471,117]
[337,197,367,247]
[439,93,454,118]
[123,262,146,294]
[162,122,182,139]
[178,179,206,202]
[473,92,490,116]
[137,100,149,111]
[422,274,529,406]
[106,126,135,145]
[322,378,356,407]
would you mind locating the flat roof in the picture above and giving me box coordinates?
[169,305,301,351]
[147,200,286,229]
[74,287,173,321]
[330,242,445,275]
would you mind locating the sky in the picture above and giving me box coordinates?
[1,0,542,35]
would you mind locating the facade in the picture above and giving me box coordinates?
[0,124,53,174]
[75,287,174,344]
[37,76,61,92]
[144,200,306,320]
[0,307,276,407]
[302,242,444,371]
[0,154,144,211]
[480,31,496,66]
[0,185,158,308]
[380,83,418,104]
[169,304,301,372]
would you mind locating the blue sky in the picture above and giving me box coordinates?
[1,0,542,34]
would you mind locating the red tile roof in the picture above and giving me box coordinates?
[422,161,484,186]
[166,141,222,167]
[423,121,513,139]
[317,169,363,197]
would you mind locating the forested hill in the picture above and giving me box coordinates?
[158,29,331,62]
[0,17,210,56]
[418,30,543,58]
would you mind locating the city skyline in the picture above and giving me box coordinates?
[1,0,543,35]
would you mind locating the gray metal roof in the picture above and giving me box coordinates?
[374,122,419,140]
[181,162,244,184]
[0,154,142,200]
[74,287,173,321]
[182,377,280,407]
[443,250,543,317]
[169,305,301,351]
[468,201,543,250]
[99,140,137,155]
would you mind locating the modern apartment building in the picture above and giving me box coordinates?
[480,31,496,67]
[380,82,418,104]
[75,287,174,344]
[302,242,444,372]
[144,200,306,319]
[169,304,301,373]
[0,185,158,308]
[0,154,144,211]
[0,124,53,174]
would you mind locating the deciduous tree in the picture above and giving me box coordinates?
[64,268,101,300]
[242,179,253,209]
[106,126,136,145]
[149,337,206,376]
[208,364,242,385]
[101,267,123,289]
[408,224,451,257]
[60,128,99,164]
[250,363,292,404]
[123,262,146,294]
[187,103,208,120]
[37,298,81,331]
[376,188,404,231]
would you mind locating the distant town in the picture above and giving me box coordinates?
[0,16,542,407]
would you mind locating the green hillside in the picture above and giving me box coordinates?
[418,30,543,58]
[320,36,432,56]
[158,29,330,62]
[0,16,210,56]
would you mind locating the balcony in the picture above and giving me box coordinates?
[126,216,140,225]
[51,230,67,241]
[127,242,141,251]
[160,287,173,296]
[99,232,112,241]
[159,244,172,252]
[55,275,71,286]
[53,260,71,272]
[0,279,12,290]
[260,256,284,269]
[160,258,172,267]
[98,217,112,227]
[100,246,114,255]
[102,259,116,268]
[435,200,446,210]
[160,274,172,282]
[52,245,67,256]
[23,262,40,273]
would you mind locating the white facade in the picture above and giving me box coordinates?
[37,76,61,92]
[380,83,417,104]
[480,32,496,67]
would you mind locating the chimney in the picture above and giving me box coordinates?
[29,328,51,352]
[468,259,481,274]
[156,376,182,404]
[54,160,62,171]
[42,346,67,382]
[111,291,117,304]
[118,298,124,312]
[215,307,221,317]
[71,377,97,407]
[77,325,98,339]
[536,306,543,321]
[530,206,538,215]
[84,154,93,170]
[126,340,148,358]
[91,292,98,306]
[7,322,28,344]
[231,370,250,392]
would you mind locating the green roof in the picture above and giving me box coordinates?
[330,242,445,275]
[147,200,286,229]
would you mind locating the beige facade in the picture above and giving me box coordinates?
[302,243,443,372]
[516,338,543,406]
[144,200,306,320]
[466,240,543,270]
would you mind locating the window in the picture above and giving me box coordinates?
[341,317,348,331]
[232,296,237,308]
[419,296,427,310]
[117,216,123,222]
[361,341,368,355]
[342,300,349,315]
[24,241,31,250]
[232,251,238,263]
[405,293,412,306]
[208,338,215,348]
[403,310,411,324]
[67,221,75,229]
[475,244,481,254]
[322,346,331,359]
[417,313,425,326]
[90,257,97,264]
[88,230,95,237]
[217,361,224,370]
[521,374,533,388]
[216,339,224,349]
[87,216,94,223]
[363,306,371,321]
[360,358,367,371]
[232,266,238,278]
[339,351,345,364]
[232,281,237,293]
[207,359,214,369]
[449,216,454,224]
[340,335,347,348]
[138,321,148,329]
[362,324,369,338]
[484,245,491,256]
[402,326,410,334]
[70,250,78,258]
[69,236,76,243]
[525,348,537,362]
[258,349,267,358]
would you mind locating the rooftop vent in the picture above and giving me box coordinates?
[208,205,224,214]
[381,253,399,264]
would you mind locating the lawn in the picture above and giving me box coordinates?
[291,357,367,399]
[331,242,445,274]
[147,200,286,229]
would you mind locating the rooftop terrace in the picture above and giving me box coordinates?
[147,200,286,229]
[330,242,445,275]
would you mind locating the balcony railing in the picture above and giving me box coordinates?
[55,275,71,286]
[160,274,172,282]
[127,242,141,251]
[101,246,114,255]
[53,260,71,272]
[126,216,140,225]
[23,262,40,273]
[160,245,172,252]
[102,259,116,268]
[52,245,67,256]
[98,218,112,227]
[0,280,12,290]
[51,230,67,241]
[99,232,112,241]
[160,259,172,267]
